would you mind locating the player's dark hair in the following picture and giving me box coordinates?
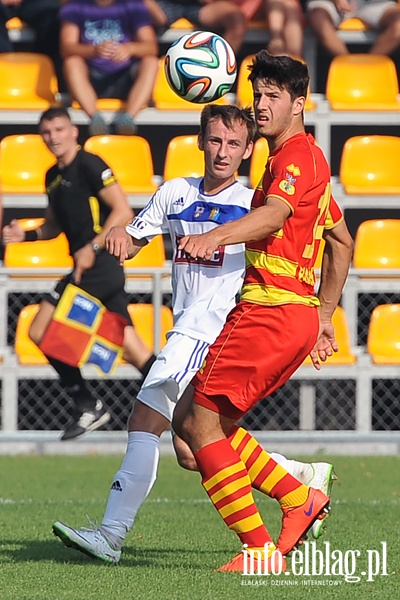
[38,106,73,128]
[248,51,309,102]
[200,104,256,146]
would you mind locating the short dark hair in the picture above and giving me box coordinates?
[38,106,73,128]
[200,103,256,146]
[248,51,309,102]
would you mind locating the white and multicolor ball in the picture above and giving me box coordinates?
[165,31,237,104]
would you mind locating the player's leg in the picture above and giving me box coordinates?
[29,293,110,440]
[53,334,209,562]
[199,2,247,54]
[175,389,285,573]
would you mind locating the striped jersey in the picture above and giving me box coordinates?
[242,132,344,307]
[126,177,253,343]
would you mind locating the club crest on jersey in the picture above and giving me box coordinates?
[209,207,220,221]
[278,164,300,196]
[194,206,205,218]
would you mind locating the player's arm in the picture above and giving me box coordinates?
[179,196,291,259]
[2,205,62,244]
[310,220,353,370]
[73,182,133,284]
[106,226,148,266]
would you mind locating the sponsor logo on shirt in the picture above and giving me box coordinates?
[174,235,225,267]
[173,197,185,206]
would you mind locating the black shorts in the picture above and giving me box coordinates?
[90,63,140,101]
[44,250,133,325]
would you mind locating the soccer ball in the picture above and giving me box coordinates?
[165,31,237,104]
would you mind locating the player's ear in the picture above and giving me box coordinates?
[197,133,204,151]
[243,140,253,161]
[293,96,305,117]
[72,124,79,141]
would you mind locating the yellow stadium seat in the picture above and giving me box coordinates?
[326,54,400,110]
[4,233,73,272]
[6,17,27,30]
[170,18,194,29]
[15,304,48,365]
[153,57,228,110]
[126,303,173,352]
[0,52,59,109]
[303,306,356,365]
[249,136,269,188]
[236,55,315,111]
[164,135,203,180]
[339,135,400,195]
[16,217,45,231]
[0,134,55,193]
[124,234,166,273]
[367,304,400,364]
[72,99,126,111]
[84,135,157,194]
[353,220,400,269]
[338,17,368,30]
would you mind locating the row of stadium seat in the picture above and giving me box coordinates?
[13,302,400,365]
[3,217,400,273]
[1,132,400,196]
[0,52,398,112]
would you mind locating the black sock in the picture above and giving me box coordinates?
[139,354,157,379]
[45,356,94,406]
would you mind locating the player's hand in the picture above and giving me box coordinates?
[178,231,220,261]
[95,41,116,60]
[106,226,131,265]
[109,43,131,62]
[309,318,338,370]
[2,219,25,244]
[73,244,96,285]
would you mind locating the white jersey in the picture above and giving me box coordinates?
[126,177,253,344]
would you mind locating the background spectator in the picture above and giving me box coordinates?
[0,0,63,82]
[60,0,159,136]
[145,0,247,54]
[307,0,400,56]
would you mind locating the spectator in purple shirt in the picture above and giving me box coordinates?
[60,0,159,135]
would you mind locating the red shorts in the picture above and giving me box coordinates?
[193,301,319,419]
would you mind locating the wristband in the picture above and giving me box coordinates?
[25,230,38,242]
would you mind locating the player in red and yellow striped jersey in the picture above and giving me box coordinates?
[174,51,353,572]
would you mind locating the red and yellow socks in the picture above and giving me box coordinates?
[229,427,309,509]
[195,438,273,549]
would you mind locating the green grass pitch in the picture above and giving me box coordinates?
[0,454,399,599]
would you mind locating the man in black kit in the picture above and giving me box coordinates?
[3,107,156,441]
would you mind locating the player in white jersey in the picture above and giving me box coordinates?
[52,104,335,564]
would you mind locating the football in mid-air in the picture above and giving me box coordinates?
[165,31,237,104]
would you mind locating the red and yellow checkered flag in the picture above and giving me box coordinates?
[40,284,127,375]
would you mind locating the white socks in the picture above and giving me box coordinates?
[269,451,314,484]
[100,431,160,550]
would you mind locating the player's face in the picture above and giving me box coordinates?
[199,117,253,183]
[39,116,78,163]
[253,78,304,146]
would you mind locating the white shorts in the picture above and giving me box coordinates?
[306,0,396,28]
[137,332,210,421]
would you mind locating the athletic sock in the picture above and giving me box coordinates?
[100,431,160,550]
[269,452,314,484]
[45,356,94,407]
[229,427,309,509]
[195,438,273,549]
